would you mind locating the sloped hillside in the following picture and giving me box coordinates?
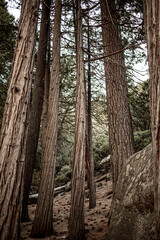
[21,176,112,240]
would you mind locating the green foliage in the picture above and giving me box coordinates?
[92,129,151,166]
[61,165,71,173]
[0,0,17,129]
[117,0,145,57]
[129,80,150,131]
[65,169,72,178]
[55,174,69,188]
[0,81,7,129]
[55,165,72,187]
[0,0,17,81]
[134,130,151,152]
[93,134,110,163]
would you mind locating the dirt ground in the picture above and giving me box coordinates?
[20,178,112,240]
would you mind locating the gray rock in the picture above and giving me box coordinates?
[100,155,110,165]
[65,181,71,192]
[108,144,156,240]
[100,155,111,173]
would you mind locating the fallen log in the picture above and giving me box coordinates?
[29,183,71,204]
[29,173,111,204]
[95,173,111,183]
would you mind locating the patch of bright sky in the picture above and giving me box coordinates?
[7,1,20,20]
[125,44,149,84]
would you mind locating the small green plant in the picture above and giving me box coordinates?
[93,134,110,163]
[134,130,151,152]
[55,165,72,187]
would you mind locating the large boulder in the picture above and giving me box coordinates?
[107,144,155,240]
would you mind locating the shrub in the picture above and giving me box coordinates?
[55,165,72,187]
[61,165,71,173]
[134,130,151,152]
[93,135,110,163]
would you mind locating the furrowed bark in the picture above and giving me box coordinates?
[21,0,51,222]
[30,0,62,237]
[69,0,86,239]
[143,0,160,238]
[41,28,51,167]
[100,0,135,189]
[87,7,96,209]
[0,1,39,239]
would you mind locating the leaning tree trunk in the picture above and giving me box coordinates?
[0,1,39,239]
[30,0,62,237]
[100,0,135,189]
[68,0,86,239]
[143,0,160,238]
[21,0,51,222]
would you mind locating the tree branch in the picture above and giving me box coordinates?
[84,43,142,63]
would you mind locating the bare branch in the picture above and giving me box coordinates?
[84,43,143,63]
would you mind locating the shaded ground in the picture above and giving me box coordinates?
[21,178,112,240]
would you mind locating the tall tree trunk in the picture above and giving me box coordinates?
[21,0,51,222]
[30,0,62,237]
[143,1,160,239]
[100,0,135,189]
[41,28,51,166]
[68,0,86,239]
[0,1,39,239]
[87,14,96,209]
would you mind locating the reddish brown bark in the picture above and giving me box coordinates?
[87,16,96,209]
[0,1,39,239]
[69,0,86,239]
[100,0,135,188]
[41,29,51,166]
[30,0,62,237]
[143,0,160,238]
[21,0,51,222]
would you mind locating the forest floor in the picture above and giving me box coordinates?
[20,176,112,240]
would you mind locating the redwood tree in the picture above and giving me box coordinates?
[143,0,160,238]
[100,0,135,188]
[0,0,39,239]
[41,29,51,166]
[30,0,62,237]
[69,0,86,239]
[21,0,51,222]
[86,13,96,209]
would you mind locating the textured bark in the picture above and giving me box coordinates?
[108,145,155,240]
[0,1,39,239]
[21,0,51,222]
[30,0,62,237]
[68,0,86,239]
[87,17,96,209]
[100,0,135,188]
[41,29,51,167]
[143,1,160,238]
[28,183,71,204]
